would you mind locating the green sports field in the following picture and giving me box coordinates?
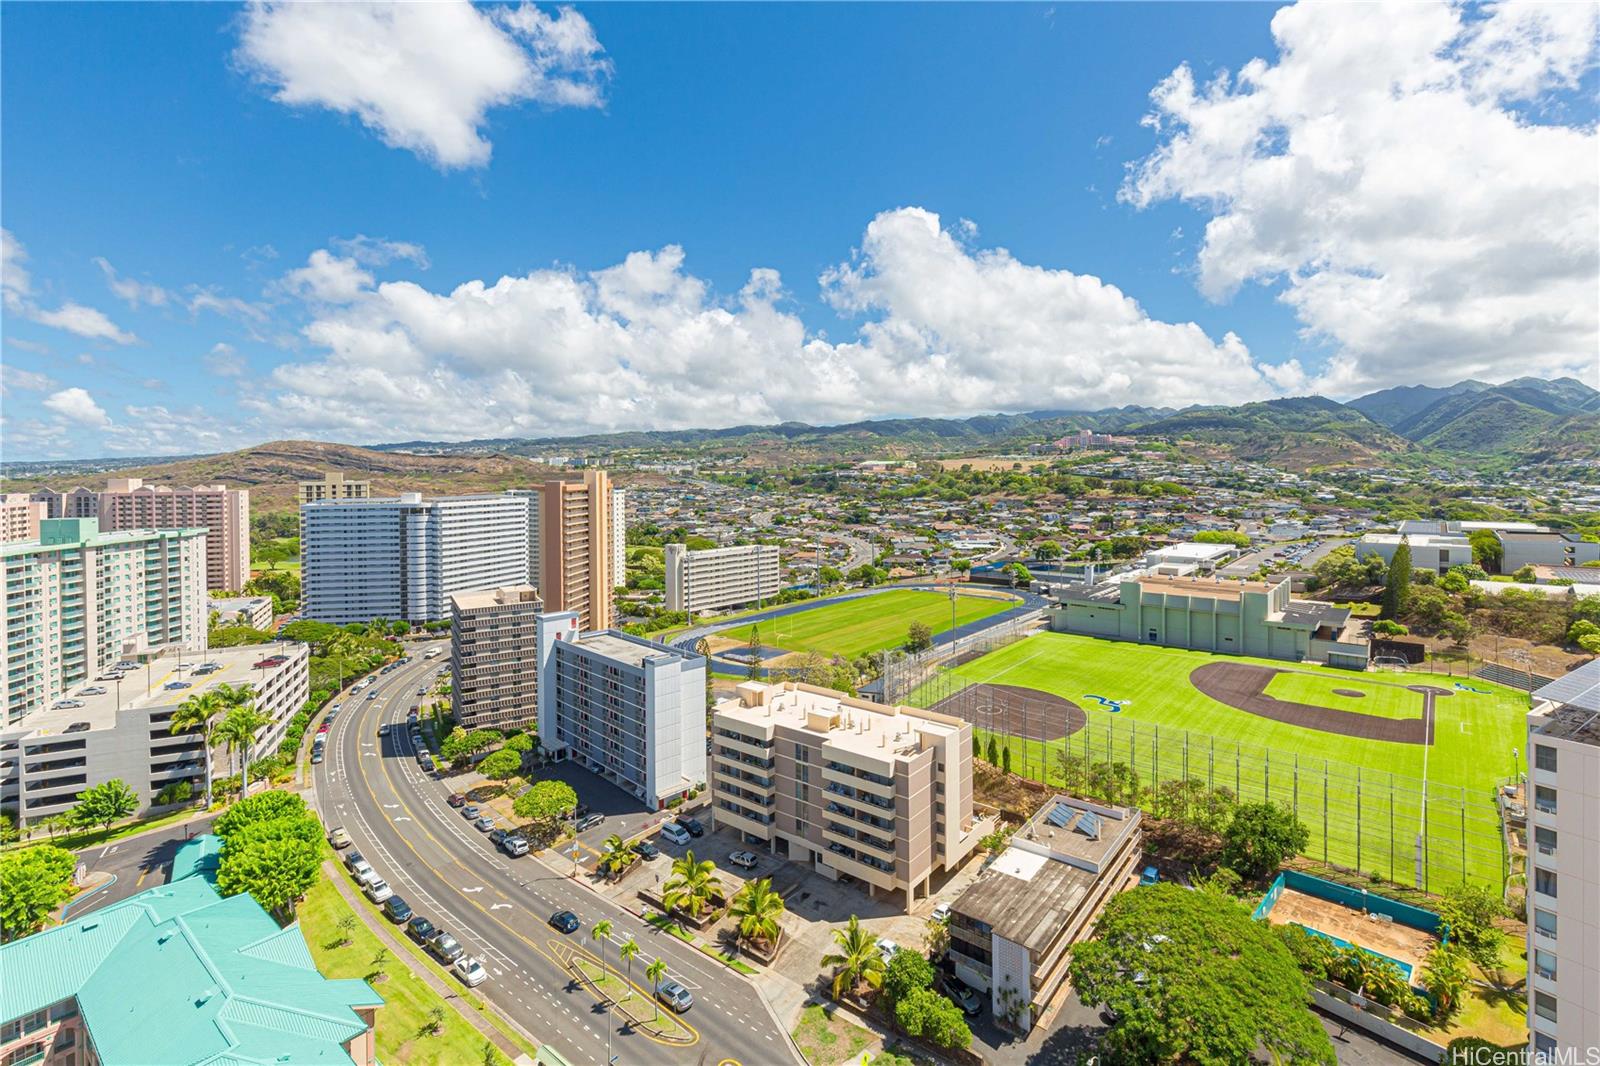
[719,589,1014,660]
[927,632,1530,888]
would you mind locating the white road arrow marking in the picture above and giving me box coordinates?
[394,817,412,823]
[383,804,399,809]
[462,886,484,894]
[491,903,513,910]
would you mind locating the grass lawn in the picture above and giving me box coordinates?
[720,590,1013,660]
[792,1003,875,1066]
[298,874,532,1066]
[939,632,1530,888]
[1263,671,1424,721]
[6,804,205,854]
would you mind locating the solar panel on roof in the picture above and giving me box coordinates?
[1076,810,1102,839]
[1046,802,1074,827]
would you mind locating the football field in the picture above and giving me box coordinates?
[921,632,1530,888]
[718,589,1014,660]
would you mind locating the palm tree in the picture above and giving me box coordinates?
[644,958,667,1022]
[215,703,268,797]
[591,919,613,1004]
[662,850,722,920]
[170,690,226,805]
[729,877,786,950]
[820,915,885,1001]
[617,937,640,1002]
[599,833,633,879]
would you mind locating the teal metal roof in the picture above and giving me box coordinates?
[0,835,382,1066]
[170,833,224,883]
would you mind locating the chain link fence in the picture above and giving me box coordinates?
[905,670,1508,893]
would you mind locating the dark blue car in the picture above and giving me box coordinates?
[548,910,580,934]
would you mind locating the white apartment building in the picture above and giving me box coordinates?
[97,479,251,591]
[0,643,309,826]
[299,493,530,624]
[2,519,208,724]
[534,612,705,809]
[450,585,541,729]
[612,488,627,592]
[665,542,781,614]
[1525,661,1600,1060]
[711,681,989,902]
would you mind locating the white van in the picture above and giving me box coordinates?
[349,858,375,883]
[659,822,691,846]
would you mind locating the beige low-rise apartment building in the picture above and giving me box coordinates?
[298,470,372,504]
[0,494,45,544]
[450,585,541,729]
[711,681,988,903]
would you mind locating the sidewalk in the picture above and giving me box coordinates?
[323,860,538,1066]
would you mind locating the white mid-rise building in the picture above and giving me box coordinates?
[2,519,208,724]
[299,493,530,624]
[1525,661,1600,1060]
[665,542,781,614]
[534,613,705,809]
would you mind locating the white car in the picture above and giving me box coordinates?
[728,850,758,870]
[875,937,900,961]
[930,902,951,924]
[454,955,489,987]
[364,878,394,903]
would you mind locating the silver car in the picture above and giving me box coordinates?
[655,978,694,1013]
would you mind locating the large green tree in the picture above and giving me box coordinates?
[820,915,886,1001]
[1381,539,1412,619]
[217,837,320,920]
[894,988,971,1049]
[477,749,523,795]
[0,844,77,942]
[73,779,138,833]
[1221,802,1309,880]
[1467,529,1503,573]
[882,947,935,1005]
[729,877,786,948]
[1437,883,1506,971]
[1070,885,1334,1066]
[214,790,308,837]
[662,850,722,919]
[512,779,578,825]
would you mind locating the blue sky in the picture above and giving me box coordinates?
[2,1,1596,459]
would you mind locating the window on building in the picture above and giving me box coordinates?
[1534,826,1557,855]
[1534,744,1557,772]
[1534,991,1557,1023]
[1533,949,1557,981]
[47,1001,76,1023]
[1534,1034,1557,1060]
[1535,868,1558,898]
[1534,909,1557,939]
[794,744,810,763]
[1534,786,1557,814]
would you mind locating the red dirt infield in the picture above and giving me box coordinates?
[928,683,1087,742]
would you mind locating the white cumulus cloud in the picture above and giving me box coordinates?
[42,387,112,427]
[1121,0,1600,395]
[253,208,1289,442]
[236,1,611,169]
[1,230,140,344]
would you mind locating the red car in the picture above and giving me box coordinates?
[317,723,330,734]
[447,793,467,808]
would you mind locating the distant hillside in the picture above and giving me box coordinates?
[1348,380,1489,428]
[378,406,1176,457]
[1124,396,1409,468]
[1384,377,1598,455]
[2,440,557,516]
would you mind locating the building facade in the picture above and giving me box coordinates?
[2,519,208,724]
[1,642,309,826]
[710,681,989,902]
[535,612,705,809]
[0,494,45,544]
[0,834,381,1066]
[299,493,530,624]
[1050,574,1370,668]
[28,487,100,520]
[298,470,372,504]
[450,585,541,729]
[612,487,627,593]
[1498,531,1600,573]
[948,795,1141,1034]
[664,542,782,614]
[96,479,251,591]
[1356,532,1474,574]
[209,595,274,631]
[1525,661,1600,1060]
[537,471,615,631]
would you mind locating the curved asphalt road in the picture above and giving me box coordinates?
[313,652,799,1066]
[671,583,1049,675]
